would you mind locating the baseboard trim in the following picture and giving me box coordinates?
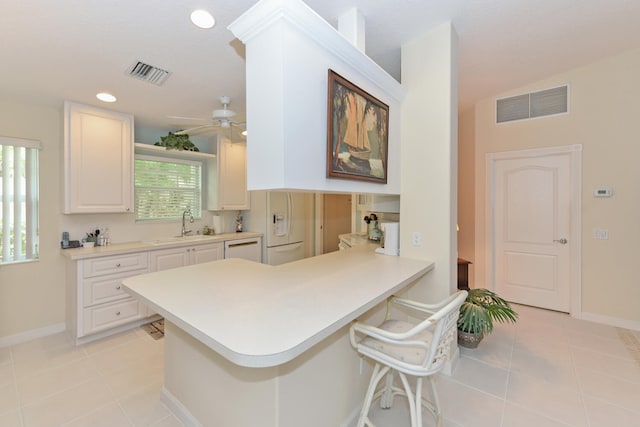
[161,386,203,427]
[579,311,640,332]
[0,322,66,348]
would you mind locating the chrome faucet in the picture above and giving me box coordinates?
[181,208,194,236]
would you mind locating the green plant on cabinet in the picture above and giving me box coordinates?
[154,132,199,151]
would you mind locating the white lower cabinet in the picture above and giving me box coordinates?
[150,243,224,271]
[67,240,233,344]
[67,251,151,345]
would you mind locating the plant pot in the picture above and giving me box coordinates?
[457,329,483,349]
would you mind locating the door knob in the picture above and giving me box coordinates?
[553,238,568,244]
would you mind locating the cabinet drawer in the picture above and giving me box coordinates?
[82,298,144,335]
[82,269,148,307]
[83,253,148,278]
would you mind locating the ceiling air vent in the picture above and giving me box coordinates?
[126,61,171,86]
[497,85,568,123]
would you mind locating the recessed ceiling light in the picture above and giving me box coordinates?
[190,9,215,29]
[96,92,117,103]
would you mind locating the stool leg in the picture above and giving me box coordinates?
[426,376,443,427]
[415,378,423,427]
[356,363,389,427]
[398,372,418,427]
[380,370,394,409]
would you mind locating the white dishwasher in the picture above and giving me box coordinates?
[224,237,262,262]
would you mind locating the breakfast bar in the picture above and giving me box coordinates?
[122,245,433,426]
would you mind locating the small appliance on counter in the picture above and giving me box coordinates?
[375,222,399,256]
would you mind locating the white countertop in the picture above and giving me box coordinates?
[122,245,434,368]
[338,232,380,248]
[60,232,263,260]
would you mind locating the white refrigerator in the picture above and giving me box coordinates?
[244,191,306,265]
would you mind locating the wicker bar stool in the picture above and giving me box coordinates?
[349,291,467,427]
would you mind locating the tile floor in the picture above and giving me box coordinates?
[0,304,639,426]
[356,304,640,427]
[0,327,181,427]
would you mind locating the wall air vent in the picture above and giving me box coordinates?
[126,61,171,86]
[496,85,568,123]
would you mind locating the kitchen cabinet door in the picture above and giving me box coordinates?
[64,101,134,213]
[150,242,223,271]
[207,136,249,210]
[150,247,190,272]
[190,243,224,264]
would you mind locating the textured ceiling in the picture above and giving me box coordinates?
[1,0,639,132]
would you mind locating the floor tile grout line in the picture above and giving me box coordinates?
[568,330,593,427]
[18,376,114,413]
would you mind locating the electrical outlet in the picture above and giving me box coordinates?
[412,232,422,246]
[593,228,609,240]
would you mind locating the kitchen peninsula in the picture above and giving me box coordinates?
[122,245,434,427]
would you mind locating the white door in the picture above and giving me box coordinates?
[487,146,581,313]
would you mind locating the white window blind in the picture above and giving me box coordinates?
[1,136,40,264]
[134,155,202,221]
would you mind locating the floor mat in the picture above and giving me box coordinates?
[617,327,640,367]
[142,319,164,340]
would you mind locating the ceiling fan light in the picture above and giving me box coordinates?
[220,120,231,128]
[212,108,236,119]
[241,130,248,136]
[190,9,216,29]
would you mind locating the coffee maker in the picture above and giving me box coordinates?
[363,214,382,241]
[375,222,399,256]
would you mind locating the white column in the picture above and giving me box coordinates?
[400,22,459,303]
[338,8,366,52]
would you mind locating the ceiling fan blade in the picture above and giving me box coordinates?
[167,115,208,122]
[174,124,218,135]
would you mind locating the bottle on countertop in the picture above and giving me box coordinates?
[235,211,244,232]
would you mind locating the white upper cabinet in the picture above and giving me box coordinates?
[64,101,134,214]
[207,136,249,211]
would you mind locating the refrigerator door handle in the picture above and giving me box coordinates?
[287,192,292,237]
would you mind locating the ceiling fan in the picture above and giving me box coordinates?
[172,96,246,137]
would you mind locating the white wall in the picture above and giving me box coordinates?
[472,48,640,326]
[230,0,404,195]
[0,100,67,341]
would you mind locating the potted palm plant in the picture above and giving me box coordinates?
[457,288,518,348]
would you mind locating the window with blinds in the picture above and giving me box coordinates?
[134,155,202,221]
[1,137,40,264]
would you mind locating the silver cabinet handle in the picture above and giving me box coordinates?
[553,238,568,244]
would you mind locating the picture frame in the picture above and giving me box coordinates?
[326,70,389,183]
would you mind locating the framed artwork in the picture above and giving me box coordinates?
[326,70,389,183]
